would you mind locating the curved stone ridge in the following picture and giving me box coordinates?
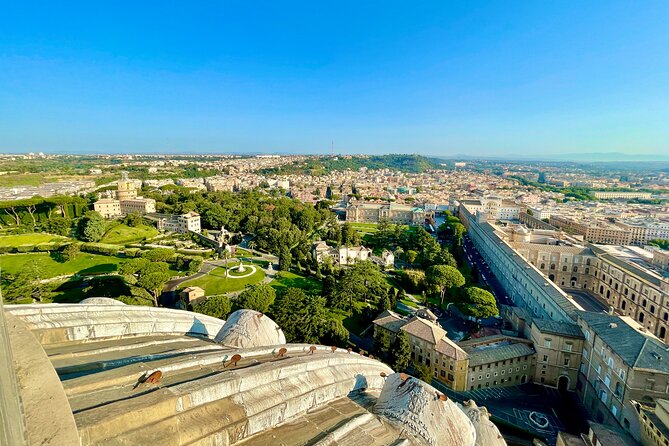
[375,373,477,446]
[461,400,507,446]
[79,297,126,305]
[214,309,286,348]
[6,304,225,344]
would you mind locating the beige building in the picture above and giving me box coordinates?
[180,286,205,305]
[94,172,156,218]
[635,399,669,446]
[460,335,536,390]
[577,311,669,440]
[550,215,633,245]
[372,311,469,391]
[593,191,652,200]
[155,211,202,234]
[345,203,434,224]
[93,198,122,218]
[556,422,637,446]
[311,241,372,266]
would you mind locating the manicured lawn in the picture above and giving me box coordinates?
[325,302,373,336]
[0,233,68,247]
[270,270,322,294]
[180,260,266,295]
[349,222,379,234]
[0,253,123,278]
[100,224,159,245]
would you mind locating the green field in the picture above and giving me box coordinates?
[0,173,44,188]
[348,222,379,234]
[0,233,69,247]
[100,224,159,245]
[270,270,322,294]
[180,260,266,295]
[0,252,123,278]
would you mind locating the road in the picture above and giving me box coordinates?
[462,234,513,307]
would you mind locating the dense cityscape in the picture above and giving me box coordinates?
[1,153,668,445]
[3,2,668,445]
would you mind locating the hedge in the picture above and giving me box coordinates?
[80,242,123,256]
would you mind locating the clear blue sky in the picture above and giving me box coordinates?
[1,1,668,156]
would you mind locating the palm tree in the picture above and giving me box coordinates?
[248,240,256,253]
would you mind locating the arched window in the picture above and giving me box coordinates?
[639,312,645,323]
[661,327,666,339]
[622,301,626,310]
[663,312,668,322]
[540,263,545,269]
[562,265,567,272]
[650,305,655,314]
[550,264,556,270]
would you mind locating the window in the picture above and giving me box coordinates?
[543,355,548,362]
[544,339,552,348]
[565,343,573,352]
[564,358,570,367]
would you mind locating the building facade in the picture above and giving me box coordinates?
[154,211,202,234]
[577,311,669,440]
[345,203,434,224]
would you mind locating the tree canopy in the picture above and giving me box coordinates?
[193,295,232,319]
[425,264,465,304]
[459,287,499,319]
[270,288,325,344]
[236,284,276,313]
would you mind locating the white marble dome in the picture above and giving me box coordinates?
[374,373,477,446]
[79,297,126,306]
[214,309,286,348]
[461,399,507,446]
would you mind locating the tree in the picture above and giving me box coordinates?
[236,284,276,313]
[136,262,171,306]
[335,261,388,312]
[374,328,391,358]
[123,212,143,227]
[278,246,292,271]
[321,319,349,348]
[119,258,151,276]
[42,216,72,236]
[4,263,45,302]
[413,361,433,383]
[61,243,80,261]
[460,287,499,319]
[426,265,465,305]
[79,211,106,242]
[405,250,418,267]
[194,295,232,319]
[391,331,411,372]
[271,288,325,343]
[377,295,391,312]
[141,248,175,262]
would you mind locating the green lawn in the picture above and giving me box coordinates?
[100,224,159,245]
[349,222,379,234]
[325,302,373,336]
[0,253,123,278]
[270,270,323,294]
[180,260,266,295]
[0,173,44,188]
[0,233,68,247]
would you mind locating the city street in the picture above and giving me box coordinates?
[462,233,513,306]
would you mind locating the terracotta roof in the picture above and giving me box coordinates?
[401,317,446,345]
[372,310,407,334]
[435,337,469,360]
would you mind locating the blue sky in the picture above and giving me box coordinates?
[1,1,668,156]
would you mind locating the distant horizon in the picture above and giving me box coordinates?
[3,148,669,163]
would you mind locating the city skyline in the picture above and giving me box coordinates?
[2,1,668,156]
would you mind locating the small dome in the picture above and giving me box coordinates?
[214,309,286,348]
[374,373,476,446]
[461,400,507,446]
[79,297,126,306]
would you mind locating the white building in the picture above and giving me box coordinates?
[155,211,201,234]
